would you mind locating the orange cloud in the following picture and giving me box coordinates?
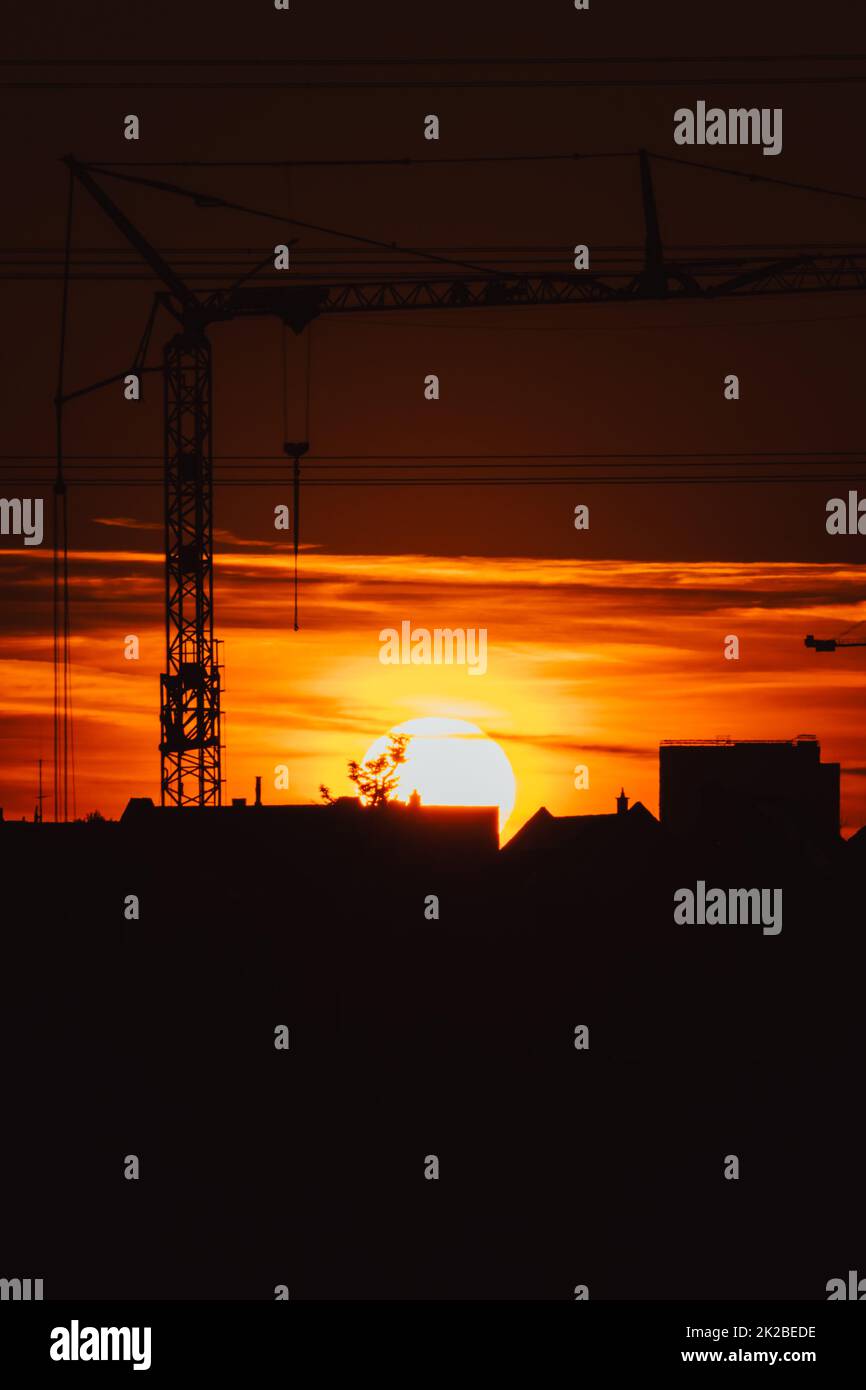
[1,549,864,838]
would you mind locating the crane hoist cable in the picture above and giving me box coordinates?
[281,322,313,630]
[54,168,75,822]
[832,617,866,640]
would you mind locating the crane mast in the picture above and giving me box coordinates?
[161,330,220,807]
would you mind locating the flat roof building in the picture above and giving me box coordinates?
[659,735,840,845]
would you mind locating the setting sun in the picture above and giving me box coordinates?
[362,717,517,832]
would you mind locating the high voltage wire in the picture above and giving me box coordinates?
[4,55,866,65]
[1,476,861,487]
[10,246,866,258]
[0,258,782,271]
[5,454,864,482]
[2,451,861,463]
[8,244,866,253]
[0,259,831,269]
[3,256,862,265]
[89,153,634,168]
[6,77,866,89]
[8,262,864,283]
[4,272,860,285]
[8,257,866,282]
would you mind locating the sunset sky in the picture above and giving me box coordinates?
[2,7,866,839]
[2,538,865,839]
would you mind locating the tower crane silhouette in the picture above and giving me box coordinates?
[57,150,866,809]
[805,628,866,653]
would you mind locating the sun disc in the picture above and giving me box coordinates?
[362,716,516,831]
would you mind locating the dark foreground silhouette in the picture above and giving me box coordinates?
[0,789,862,1301]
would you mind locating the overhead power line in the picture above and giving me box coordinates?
[2,450,862,464]
[7,76,866,89]
[7,242,866,253]
[5,55,866,65]
[1,475,862,487]
[88,152,634,169]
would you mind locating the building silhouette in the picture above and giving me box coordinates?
[659,735,840,844]
[120,791,499,864]
[504,790,658,858]
[0,746,863,1300]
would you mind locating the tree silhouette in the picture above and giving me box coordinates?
[320,734,410,808]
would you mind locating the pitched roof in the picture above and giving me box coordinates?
[505,801,657,854]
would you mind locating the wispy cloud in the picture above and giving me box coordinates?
[1,549,863,836]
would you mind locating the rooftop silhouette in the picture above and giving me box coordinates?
[659,735,840,846]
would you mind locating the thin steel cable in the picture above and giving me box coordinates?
[53,169,74,821]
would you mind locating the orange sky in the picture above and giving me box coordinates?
[1,538,864,839]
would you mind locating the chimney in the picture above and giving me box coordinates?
[254,775,262,808]
[616,788,629,816]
